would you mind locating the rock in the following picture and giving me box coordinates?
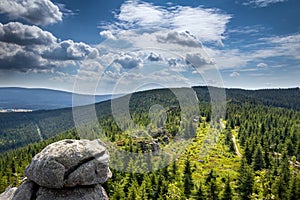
[150,142,160,156]
[36,184,108,200]
[0,186,17,200]
[1,139,111,200]
[25,139,111,189]
[12,180,38,200]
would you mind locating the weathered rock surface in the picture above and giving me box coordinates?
[0,186,17,200]
[12,180,38,200]
[0,139,111,200]
[36,184,108,200]
[25,139,111,188]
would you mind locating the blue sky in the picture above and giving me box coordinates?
[0,0,299,94]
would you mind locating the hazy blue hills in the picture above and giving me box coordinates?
[0,87,117,111]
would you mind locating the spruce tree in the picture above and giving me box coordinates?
[205,170,219,200]
[289,174,300,200]
[244,139,252,165]
[183,157,193,198]
[222,176,233,200]
[252,144,265,171]
[196,184,206,200]
[278,149,291,199]
[238,158,254,200]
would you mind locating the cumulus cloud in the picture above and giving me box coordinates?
[43,40,99,61]
[0,22,99,72]
[230,72,240,77]
[186,53,215,68]
[243,0,287,7]
[147,52,163,62]
[100,30,116,40]
[167,58,182,67]
[114,54,143,69]
[0,22,56,45]
[92,1,234,91]
[165,57,189,72]
[157,31,202,47]
[0,0,62,25]
[95,0,233,86]
[0,42,49,71]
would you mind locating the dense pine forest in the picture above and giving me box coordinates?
[0,87,300,199]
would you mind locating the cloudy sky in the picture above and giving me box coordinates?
[0,0,299,94]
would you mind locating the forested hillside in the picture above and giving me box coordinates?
[0,87,300,199]
[0,87,299,153]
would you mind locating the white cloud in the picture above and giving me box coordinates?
[147,52,163,62]
[0,22,99,72]
[166,57,189,72]
[251,34,300,60]
[0,0,62,25]
[0,22,56,45]
[186,53,215,69]
[204,33,300,70]
[117,0,165,29]
[243,0,287,7]
[96,0,231,80]
[230,72,240,77]
[100,30,116,40]
[90,1,232,92]
[102,0,231,45]
[171,6,231,45]
[43,40,99,61]
[257,62,268,67]
[96,1,299,91]
[157,31,201,47]
[207,48,250,69]
[0,42,49,71]
[114,54,143,69]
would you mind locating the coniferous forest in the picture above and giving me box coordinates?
[0,87,300,199]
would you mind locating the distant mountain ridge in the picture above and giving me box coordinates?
[0,87,118,111]
[0,86,299,153]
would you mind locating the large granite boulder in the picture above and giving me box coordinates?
[25,139,111,188]
[0,139,111,200]
[35,184,108,200]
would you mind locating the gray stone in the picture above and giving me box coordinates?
[150,142,160,156]
[25,139,111,189]
[36,184,108,200]
[12,180,38,200]
[0,186,17,200]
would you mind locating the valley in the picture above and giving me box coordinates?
[0,86,299,199]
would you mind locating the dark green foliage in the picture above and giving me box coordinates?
[0,87,300,199]
[289,173,300,200]
[252,144,265,171]
[183,157,193,197]
[238,158,254,200]
[224,129,235,153]
[221,176,233,200]
[205,170,219,200]
[244,140,252,165]
[196,184,206,200]
[272,149,291,199]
